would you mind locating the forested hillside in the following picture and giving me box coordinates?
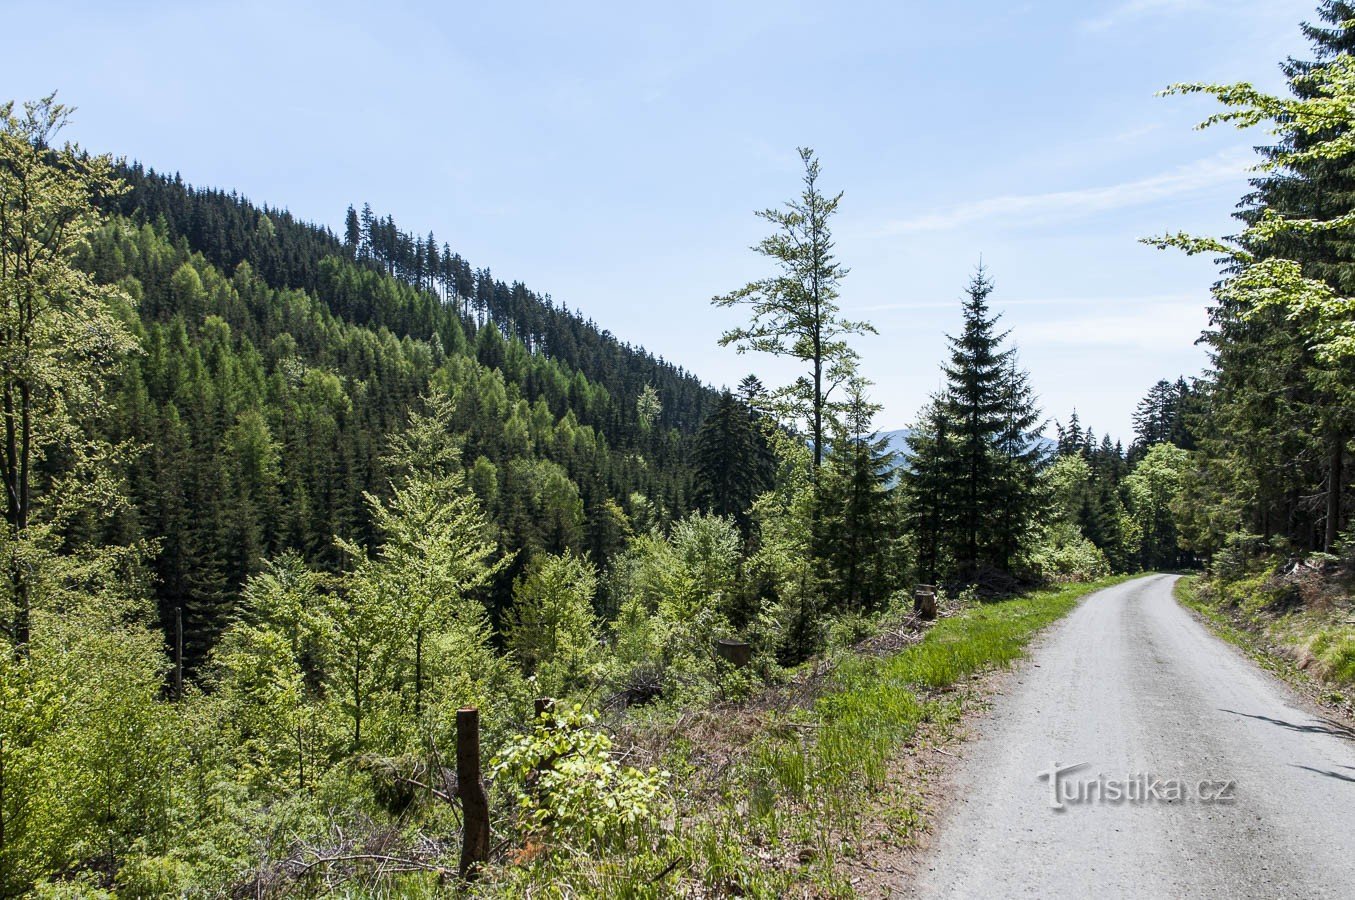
[78,164,720,669]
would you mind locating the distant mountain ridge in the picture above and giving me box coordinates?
[875,427,1056,468]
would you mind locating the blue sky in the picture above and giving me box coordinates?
[2,0,1319,441]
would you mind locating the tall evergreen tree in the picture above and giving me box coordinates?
[904,266,1045,585]
[902,398,958,585]
[1153,2,1355,552]
[344,205,361,254]
[814,378,899,612]
[712,148,874,473]
[992,357,1048,573]
[1132,377,1196,456]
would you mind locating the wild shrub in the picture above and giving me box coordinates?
[491,706,671,853]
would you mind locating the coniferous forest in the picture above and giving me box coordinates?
[6,2,1355,895]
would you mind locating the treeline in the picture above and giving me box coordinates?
[76,171,725,671]
[105,164,715,436]
[1139,0,1355,569]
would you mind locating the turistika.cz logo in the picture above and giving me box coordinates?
[1035,762,1237,810]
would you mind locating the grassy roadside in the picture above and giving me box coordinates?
[1173,574,1355,712]
[488,575,1133,897]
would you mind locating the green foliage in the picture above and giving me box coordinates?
[636,384,662,430]
[814,377,902,613]
[750,431,821,662]
[1,623,176,894]
[1031,523,1111,582]
[712,148,874,471]
[1302,626,1355,684]
[693,389,775,534]
[1045,452,1128,572]
[1148,6,1355,558]
[605,512,746,700]
[491,706,670,852]
[902,267,1048,585]
[0,91,1166,897]
[1122,443,1190,569]
[507,550,601,695]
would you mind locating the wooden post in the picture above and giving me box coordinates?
[914,584,938,621]
[456,707,490,880]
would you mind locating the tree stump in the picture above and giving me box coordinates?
[534,696,555,723]
[714,638,753,668]
[456,707,490,880]
[914,584,938,620]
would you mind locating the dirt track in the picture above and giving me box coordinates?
[911,574,1355,899]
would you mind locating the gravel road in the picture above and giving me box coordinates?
[911,574,1355,899]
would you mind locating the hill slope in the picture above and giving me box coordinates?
[84,163,721,667]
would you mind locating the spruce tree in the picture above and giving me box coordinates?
[814,378,899,612]
[902,398,958,585]
[905,266,1046,585]
[991,357,1048,574]
[344,205,360,254]
[1192,2,1355,550]
[693,390,774,534]
[944,266,1011,581]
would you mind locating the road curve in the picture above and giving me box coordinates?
[911,574,1355,899]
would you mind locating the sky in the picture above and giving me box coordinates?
[1,0,1322,441]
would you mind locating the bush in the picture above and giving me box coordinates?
[1212,531,1265,582]
[1303,628,1355,685]
[506,550,601,695]
[1030,525,1110,582]
[491,706,670,852]
[826,610,875,650]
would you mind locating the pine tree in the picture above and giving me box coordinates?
[814,378,899,612]
[905,265,1046,585]
[693,390,774,534]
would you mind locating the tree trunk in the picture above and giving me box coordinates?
[1326,432,1344,552]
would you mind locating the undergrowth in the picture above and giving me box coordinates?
[476,575,1131,897]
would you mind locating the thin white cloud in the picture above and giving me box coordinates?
[1080,0,1290,33]
[876,150,1252,235]
[1018,297,1208,351]
[848,292,1201,315]
[1082,0,1210,33]
[1108,122,1162,144]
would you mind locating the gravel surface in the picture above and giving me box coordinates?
[911,574,1355,899]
